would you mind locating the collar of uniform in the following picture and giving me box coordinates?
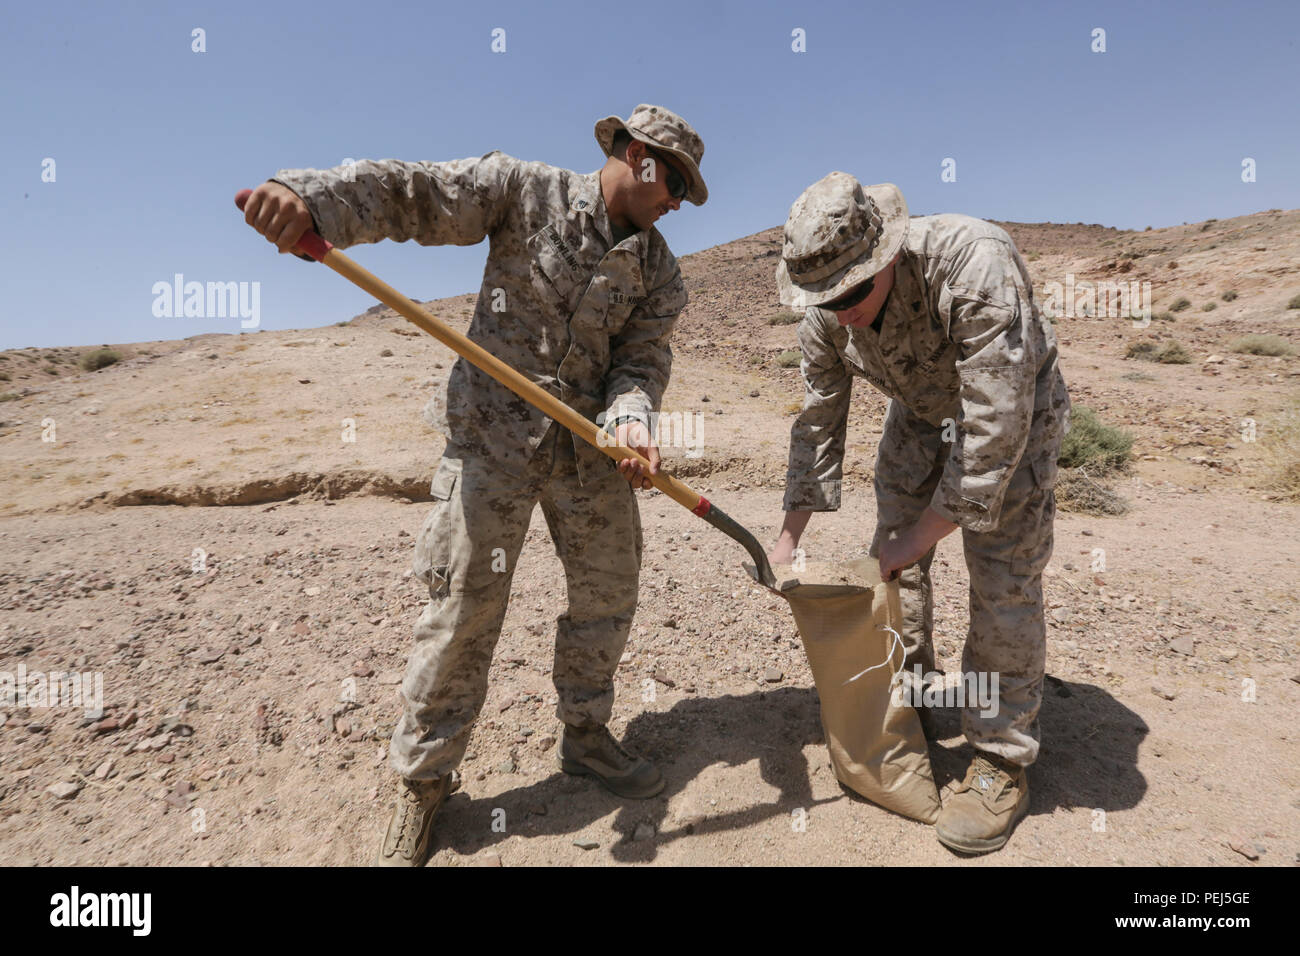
[571,170,614,246]
[876,253,917,337]
[572,169,648,254]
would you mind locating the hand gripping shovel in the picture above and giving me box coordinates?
[235,189,777,587]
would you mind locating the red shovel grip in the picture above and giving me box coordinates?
[234,187,333,263]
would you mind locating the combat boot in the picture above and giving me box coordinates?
[373,772,458,867]
[935,752,1029,854]
[558,723,664,798]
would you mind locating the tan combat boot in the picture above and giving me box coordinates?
[373,773,458,867]
[558,723,664,799]
[935,752,1029,854]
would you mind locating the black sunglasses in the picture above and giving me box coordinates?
[820,275,876,312]
[647,147,688,200]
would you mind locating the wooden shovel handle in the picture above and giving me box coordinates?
[233,188,709,515]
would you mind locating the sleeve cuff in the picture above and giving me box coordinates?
[928,485,996,532]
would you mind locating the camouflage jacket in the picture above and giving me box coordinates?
[270,152,688,484]
[782,214,1071,533]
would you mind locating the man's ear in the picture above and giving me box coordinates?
[624,138,647,173]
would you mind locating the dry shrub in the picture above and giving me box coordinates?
[1261,396,1300,501]
[1231,335,1294,357]
[1055,469,1129,515]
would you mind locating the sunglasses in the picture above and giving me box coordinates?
[647,147,689,201]
[820,276,876,312]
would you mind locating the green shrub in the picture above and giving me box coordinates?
[1202,302,1217,312]
[1058,405,1133,475]
[1153,312,1175,322]
[0,372,9,381]
[1169,297,1192,312]
[1230,335,1295,357]
[1126,340,1159,360]
[776,350,802,368]
[766,311,802,326]
[1221,290,1238,302]
[1288,294,1300,310]
[0,392,19,402]
[80,349,121,371]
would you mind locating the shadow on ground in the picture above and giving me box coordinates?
[429,674,1148,863]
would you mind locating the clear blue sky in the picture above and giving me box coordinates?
[2,0,1297,350]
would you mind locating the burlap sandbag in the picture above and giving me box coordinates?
[766,557,941,824]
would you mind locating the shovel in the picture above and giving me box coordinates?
[234,188,777,588]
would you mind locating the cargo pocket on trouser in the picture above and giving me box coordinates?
[1008,448,1057,579]
[411,456,462,601]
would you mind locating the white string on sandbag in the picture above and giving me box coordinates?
[842,624,903,685]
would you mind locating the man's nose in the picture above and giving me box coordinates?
[668,196,683,211]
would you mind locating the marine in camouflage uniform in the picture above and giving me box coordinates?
[774,172,1070,853]
[264,105,707,864]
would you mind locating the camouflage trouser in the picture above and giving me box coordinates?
[389,423,643,782]
[868,400,1059,768]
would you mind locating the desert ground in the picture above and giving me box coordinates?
[1,210,1297,866]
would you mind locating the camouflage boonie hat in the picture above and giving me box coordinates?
[776,173,908,310]
[595,104,708,205]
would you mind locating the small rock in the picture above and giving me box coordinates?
[763,667,783,683]
[537,734,556,751]
[93,759,114,780]
[663,617,677,628]
[351,662,374,678]
[46,781,82,799]
[476,852,503,867]
[1227,841,1259,861]
[748,389,759,398]
[156,752,175,764]
[1151,682,1177,701]
[292,621,310,636]
[193,647,224,664]
[496,758,516,774]
[633,822,656,841]
[573,839,600,850]
[619,652,633,664]
[1216,648,1238,662]
[1081,529,1093,536]
[1050,607,1072,624]
[700,395,710,403]
[1170,636,1195,656]
[304,586,321,596]
[653,671,676,688]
